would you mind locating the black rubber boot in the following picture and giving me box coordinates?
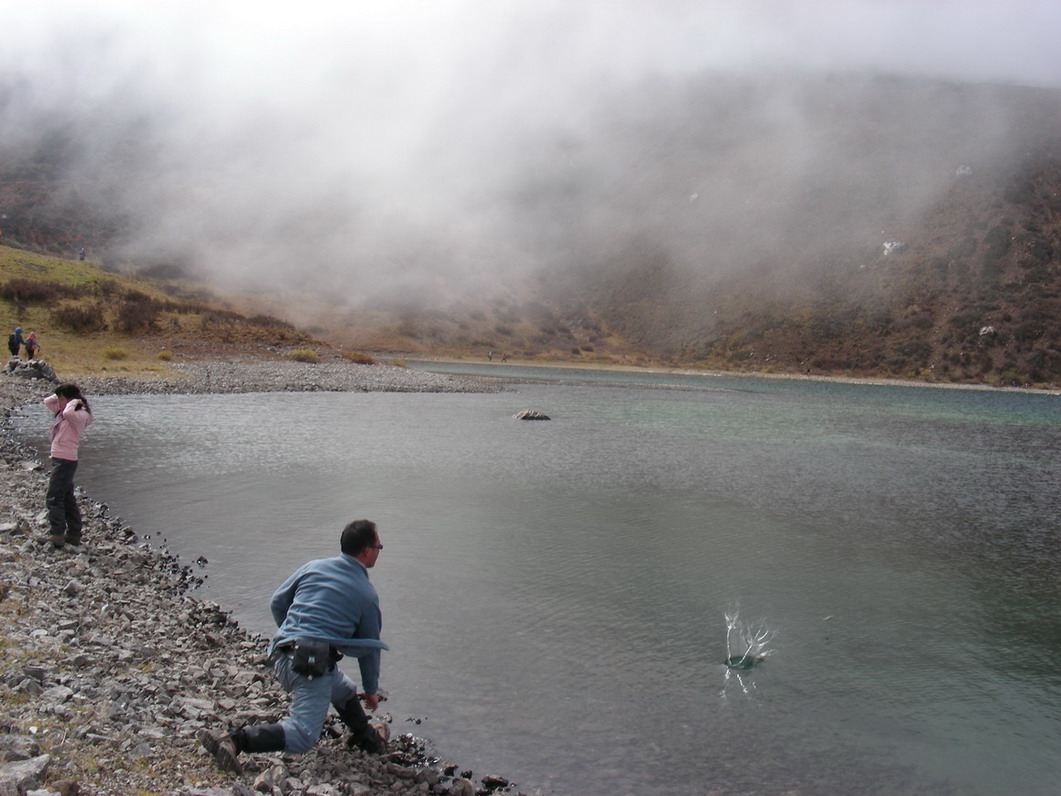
[337,698,387,754]
[199,724,286,774]
[336,697,370,733]
[238,724,286,753]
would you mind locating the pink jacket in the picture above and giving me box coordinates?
[44,395,94,460]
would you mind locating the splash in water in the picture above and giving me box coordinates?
[724,610,775,669]
[721,609,775,697]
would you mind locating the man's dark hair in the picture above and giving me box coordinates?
[340,519,378,556]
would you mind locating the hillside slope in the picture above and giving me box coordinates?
[0,246,337,377]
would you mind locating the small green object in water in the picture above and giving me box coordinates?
[724,655,763,670]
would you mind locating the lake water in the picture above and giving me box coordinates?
[14,366,1060,795]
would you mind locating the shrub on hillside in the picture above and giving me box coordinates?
[94,279,122,298]
[1013,319,1048,344]
[898,339,933,363]
[343,351,376,365]
[115,293,163,332]
[199,311,230,329]
[248,314,296,330]
[52,302,107,333]
[1026,348,1061,382]
[289,349,319,363]
[0,278,76,304]
[1017,233,1053,267]
[102,347,127,360]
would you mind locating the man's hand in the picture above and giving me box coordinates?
[360,692,379,711]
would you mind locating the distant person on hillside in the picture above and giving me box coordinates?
[24,331,39,359]
[43,384,94,548]
[78,247,86,261]
[200,519,390,773]
[7,327,22,358]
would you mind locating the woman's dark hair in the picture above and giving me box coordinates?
[340,519,378,556]
[55,383,91,413]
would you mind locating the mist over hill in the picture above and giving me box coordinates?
[1,67,1059,385]
[525,74,1061,384]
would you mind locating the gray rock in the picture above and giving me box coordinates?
[513,409,550,420]
[447,778,475,796]
[481,774,510,789]
[253,764,288,791]
[0,754,51,796]
[0,735,40,762]
[22,665,48,683]
[15,678,43,696]
[41,685,74,704]
[7,360,57,382]
[128,742,153,759]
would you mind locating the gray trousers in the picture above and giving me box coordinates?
[46,458,81,538]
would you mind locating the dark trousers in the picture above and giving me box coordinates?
[47,458,82,538]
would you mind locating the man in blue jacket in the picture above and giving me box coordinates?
[201,519,389,772]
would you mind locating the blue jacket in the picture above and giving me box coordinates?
[269,554,388,694]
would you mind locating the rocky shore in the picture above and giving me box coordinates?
[71,360,505,397]
[0,361,530,796]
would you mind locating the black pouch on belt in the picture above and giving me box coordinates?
[290,639,335,680]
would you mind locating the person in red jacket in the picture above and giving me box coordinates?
[24,331,39,359]
[43,384,94,548]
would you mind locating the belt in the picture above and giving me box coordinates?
[273,640,342,661]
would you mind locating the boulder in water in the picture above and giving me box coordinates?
[513,409,550,420]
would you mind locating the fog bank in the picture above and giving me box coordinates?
[1,1,1059,310]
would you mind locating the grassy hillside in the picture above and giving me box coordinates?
[0,246,332,378]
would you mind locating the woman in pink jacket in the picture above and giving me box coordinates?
[43,383,94,548]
